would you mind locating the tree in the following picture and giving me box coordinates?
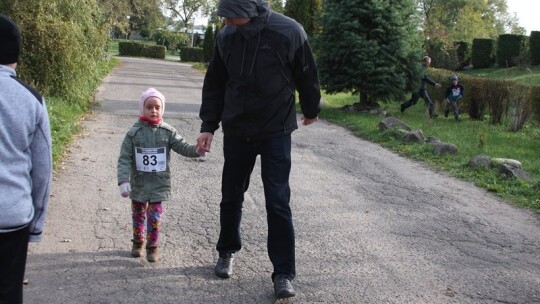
[1,0,110,103]
[202,23,214,62]
[164,0,212,31]
[317,0,422,104]
[99,0,164,39]
[131,2,166,38]
[268,0,284,13]
[419,0,525,45]
[284,0,322,37]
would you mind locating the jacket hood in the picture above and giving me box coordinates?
[217,0,269,19]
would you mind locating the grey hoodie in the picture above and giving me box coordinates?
[0,64,52,242]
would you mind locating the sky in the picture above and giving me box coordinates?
[505,0,539,34]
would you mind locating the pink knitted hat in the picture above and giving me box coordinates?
[139,88,165,116]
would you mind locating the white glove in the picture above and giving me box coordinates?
[119,182,131,198]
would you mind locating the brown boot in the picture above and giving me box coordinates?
[131,240,144,257]
[146,246,159,262]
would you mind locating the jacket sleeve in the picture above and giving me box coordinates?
[200,41,227,134]
[422,73,437,86]
[291,29,321,119]
[117,131,134,185]
[29,98,52,242]
[169,129,199,157]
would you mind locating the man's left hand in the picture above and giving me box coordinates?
[301,115,318,126]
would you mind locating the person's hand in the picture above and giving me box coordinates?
[197,132,214,153]
[301,115,318,126]
[196,146,206,157]
[119,182,131,198]
[435,83,442,88]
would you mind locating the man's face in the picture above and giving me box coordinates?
[424,58,431,67]
[223,17,250,27]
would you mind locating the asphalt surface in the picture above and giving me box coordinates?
[24,57,540,304]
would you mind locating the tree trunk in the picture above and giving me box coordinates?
[359,91,368,103]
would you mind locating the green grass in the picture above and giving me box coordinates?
[461,65,540,86]
[320,92,540,211]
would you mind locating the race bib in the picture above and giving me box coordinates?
[452,88,461,96]
[135,147,167,172]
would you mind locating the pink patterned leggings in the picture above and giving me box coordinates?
[131,201,162,246]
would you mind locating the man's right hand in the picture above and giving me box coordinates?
[197,132,214,153]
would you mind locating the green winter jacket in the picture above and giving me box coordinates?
[117,120,199,202]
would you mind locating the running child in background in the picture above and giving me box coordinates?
[444,75,464,121]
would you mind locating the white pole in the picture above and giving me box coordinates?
[191,19,195,47]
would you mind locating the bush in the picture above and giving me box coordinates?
[530,31,540,66]
[179,47,204,62]
[425,68,537,126]
[530,86,540,123]
[472,39,495,69]
[426,69,484,120]
[454,41,470,69]
[508,84,533,131]
[119,41,166,59]
[1,0,109,104]
[497,34,528,68]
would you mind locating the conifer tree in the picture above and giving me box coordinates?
[284,0,321,37]
[317,0,422,104]
[202,23,214,62]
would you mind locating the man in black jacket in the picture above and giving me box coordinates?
[400,56,442,118]
[196,0,321,299]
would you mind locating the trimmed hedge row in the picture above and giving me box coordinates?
[179,47,204,62]
[471,39,495,69]
[531,31,540,66]
[425,68,540,129]
[119,41,166,59]
[497,34,528,67]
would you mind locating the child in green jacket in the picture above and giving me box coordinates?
[117,88,204,262]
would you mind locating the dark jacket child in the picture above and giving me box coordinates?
[444,75,465,121]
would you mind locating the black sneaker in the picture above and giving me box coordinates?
[273,275,296,299]
[215,253,234,278]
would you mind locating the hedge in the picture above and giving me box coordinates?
[426,68,539,129]
[530,31,540,66]
[119,41,166,59]
[497,34,527,67]
[179,47,204,62]
[471,39,495,69]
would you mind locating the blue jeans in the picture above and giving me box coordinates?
[217,134,295,280]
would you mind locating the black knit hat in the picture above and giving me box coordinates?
[0,14,21,64]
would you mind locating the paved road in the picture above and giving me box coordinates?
[24,57,540,304]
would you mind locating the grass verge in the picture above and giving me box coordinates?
[320,92,540,211]
[47,57,120,168]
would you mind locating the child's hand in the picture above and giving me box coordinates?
[197,132,213,153]
[196,146,206,157]
[119,182,131,198]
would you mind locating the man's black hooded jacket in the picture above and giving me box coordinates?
[199,0,321,139]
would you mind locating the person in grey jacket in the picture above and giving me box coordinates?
[0,14,52,304]
[400,56,442,118]
[117,88,204,263]
[196,0,321,299]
